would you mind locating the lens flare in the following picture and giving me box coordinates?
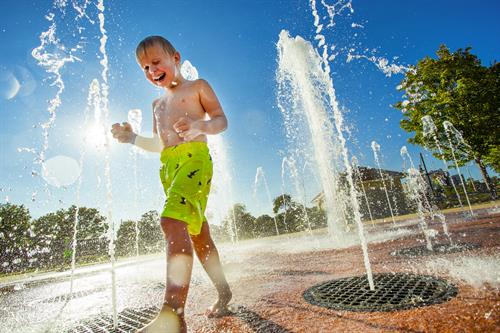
[42,155,81,187]
[0,69,20,100]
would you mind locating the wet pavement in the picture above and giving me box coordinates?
[1,207,499,332]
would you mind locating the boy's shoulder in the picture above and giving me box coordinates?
[190,78,210,89]
[179,79,212,97]
[190,78,214,95]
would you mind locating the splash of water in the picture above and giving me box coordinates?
[128,109,143,256]
[68,79,100,303]
[253,167,280,235]
[371,141,396,225]
[422,116,464,214]
[180,60,199,81]
[315,0,408,77]
[31,14,80,146]
[401,146,453,245]
[465,165,477,192]
[404,167,434,251]
[96,0,118,327]
[276,0,374,290]
[207,135,239,243]
[27,3,115,331]
[310,4,374,290]
[443,121,474,216]
[31,4,82,202]
[346,53,408,77]
[351,156,374,225]
[277,25,373,289]
[388,176,400,217]
[276,31,345,236]
[281,156,312,234]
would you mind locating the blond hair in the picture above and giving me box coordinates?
[136,36,176,61]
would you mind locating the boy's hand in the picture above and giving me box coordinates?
[111,122,136,143]
[173,117,205,141]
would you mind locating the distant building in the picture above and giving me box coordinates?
[312,167,410,221]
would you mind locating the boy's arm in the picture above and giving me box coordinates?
[197,79,227,134]
[131,100,164,153]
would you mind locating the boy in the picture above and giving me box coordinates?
[111,36,232,333]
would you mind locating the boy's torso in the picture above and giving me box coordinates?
[154,80,207,147]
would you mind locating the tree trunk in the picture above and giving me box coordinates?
[475,158,497,200]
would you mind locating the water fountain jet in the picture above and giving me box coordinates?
[128,108,143,256]
[253,167,280,236]
[276,28,374,289]
[422,115,464,215]
[400,146,453,247]
[371,141,396,225]
[281,156,312,234]
[443,121,474,216]
[351,156,374,225]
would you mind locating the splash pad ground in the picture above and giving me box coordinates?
[1,204,499,332]
[188,208,499,333]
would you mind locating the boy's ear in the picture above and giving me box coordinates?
[174,51,181,64]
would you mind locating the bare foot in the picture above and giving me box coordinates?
[206,288,232,318]
[137,305,185,333]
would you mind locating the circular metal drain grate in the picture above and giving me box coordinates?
[303,273,457,312]
[67,306,159,333]
[391,243,479,258]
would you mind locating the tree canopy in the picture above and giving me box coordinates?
[393,45,499,195]
[222,203,256,240]
[221,197,327,240]
[31,205,108,265]
[0,204,109,273]
[0,203,32,271]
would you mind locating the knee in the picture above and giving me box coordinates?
[191,233,213,250]
[161,217,193,254]
[192,238,217,261]
[167,240,193,257]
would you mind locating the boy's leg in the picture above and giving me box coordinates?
[190,221,232,317]
[139,217,193,333]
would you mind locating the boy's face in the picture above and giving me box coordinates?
[138,44,180,88]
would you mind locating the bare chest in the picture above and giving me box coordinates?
[154,93,205,125]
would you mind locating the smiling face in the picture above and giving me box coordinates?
[137,43,181,88]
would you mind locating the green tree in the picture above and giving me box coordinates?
[69,206,108,240]
[222,204,256,240]
[137,210,164,254]
[115,219,137,257]
[207,223,230,243]
[254,214,276,237]
[394,45,499,198]
[273,194,312,233]
[306,206,327,229]
[31,205,108,267]
[272,194,292,214]
[0,203,32,273]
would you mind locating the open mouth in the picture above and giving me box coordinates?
[154,73,166,83]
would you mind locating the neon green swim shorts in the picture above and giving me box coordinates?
[159,141,213,235]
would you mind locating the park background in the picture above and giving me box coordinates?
[0,0,499,272]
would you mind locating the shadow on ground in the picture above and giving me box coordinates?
[231,305,293,333]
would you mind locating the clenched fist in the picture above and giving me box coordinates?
[173,116,205,141]
[111,122,136,143]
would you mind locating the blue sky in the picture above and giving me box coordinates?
[1,0,499,223]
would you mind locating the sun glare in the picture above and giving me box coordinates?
[85,122,109,150]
